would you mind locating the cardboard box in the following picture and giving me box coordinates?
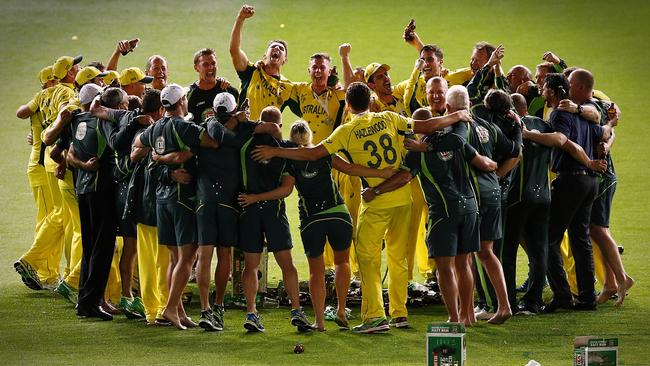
[427,323,466,366]
[574,337,618,366]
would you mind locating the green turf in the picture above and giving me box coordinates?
[1,0,649,364]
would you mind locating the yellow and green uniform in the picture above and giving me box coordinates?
[26,95,54,235]
[321,111,412,321]
[20,84,77,284]
[236,63,293,120]
[443,67,474,87]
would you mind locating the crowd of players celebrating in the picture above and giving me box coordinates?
[13,5,634,334]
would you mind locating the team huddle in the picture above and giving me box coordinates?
[13,5,634,334]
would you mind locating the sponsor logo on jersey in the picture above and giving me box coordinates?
[75,122,87,140]
[438,151,454,161]
[155,136,166,154]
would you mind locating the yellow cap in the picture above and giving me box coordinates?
[119,67,154,86]
[52,55,83,79]
[103,71,120,86]
[38,66,55,85]
[75,66,108,86]
[364,62,390,83]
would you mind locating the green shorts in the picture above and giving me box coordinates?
[299,205,352,258]
[156,200,197,246]
[478,204,502,241]
[591,179,616,228]
[426,211,479,257]
[196,201,239,247]
[239,200,292,253]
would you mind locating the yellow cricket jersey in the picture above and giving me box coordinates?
[593,89,611,102]
[396,66,472,117]
[286,83,346,144]
[236,63,293,120]
[321,111,412,209]
[27,112,48,186]
[33,82,76,189]
[370,89,408,116]
[443,67,474,86]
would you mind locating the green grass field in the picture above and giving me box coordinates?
[1,0,649,364]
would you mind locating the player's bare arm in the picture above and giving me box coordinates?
[412,110,472,135]
[338,43,353,89]
[151,150,194,165]
[495,156,520,177]
[251,143,329,162]
[66,144,99,171]
[107,38,139,71]
[43,108,73,146]
[471,154,498,172]
[230,5,254,72]
[362,169,413,203]
[253,122,282,140]
[16,103,35,119]
[332,154,396,179]
[403,18,424,51]
[238,174,295,207]
[522,126,607,173]
[557,99,601,123]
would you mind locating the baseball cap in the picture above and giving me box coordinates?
[79,83,103,105]
[103,70,120,86]
[364,62,390,83]
[53,55,83,79]
[38,66,55,85]
[160,83,185,108]
[119,67,154,86]
[75,66,108,86]
[213,92,237,114]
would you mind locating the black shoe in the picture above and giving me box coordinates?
[618,245,624,254]
[572,300,597,311]
[77,304,113,321]
[541,298,573,314]
[516,302,541,315]
[515,278,530,293]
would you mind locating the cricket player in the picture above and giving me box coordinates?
[229,4,293,119]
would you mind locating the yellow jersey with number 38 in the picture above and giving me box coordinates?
[321,111,411,209]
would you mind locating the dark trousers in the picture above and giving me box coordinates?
[501,200,550,308]
[77,191,117,308]
[546,174,598,304]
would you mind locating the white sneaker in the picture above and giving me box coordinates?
[475,309,495,320]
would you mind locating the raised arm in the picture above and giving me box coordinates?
[238,174,295,207]
[338,43,354,89]
[107,39,139,71]
[403,19,424,52]
[332,154,396,179]
[230,5,255,72]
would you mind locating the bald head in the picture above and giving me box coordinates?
[568,68,594,104]
[511,93,527,117]
[426,76,448,114]
[507,65,532,92]
[446,85,469,113]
